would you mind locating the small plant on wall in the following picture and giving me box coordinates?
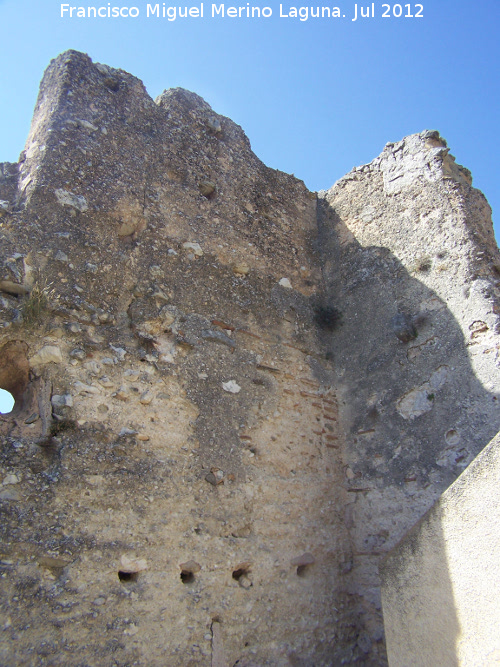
[20,277,54,326]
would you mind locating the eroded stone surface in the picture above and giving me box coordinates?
[0,51,499,667]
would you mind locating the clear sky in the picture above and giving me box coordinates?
[0,0,498,410]
[0,388,14,413]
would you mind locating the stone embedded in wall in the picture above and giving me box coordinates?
[54,188,88,212]
[396,366,449,420]
[29,344,64,366]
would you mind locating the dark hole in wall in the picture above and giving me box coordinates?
[179,560,200,584]
[180,570,195,584]
[118,571,138,583]
[232,562,252,588]
[232,568,248,581]
[291,553,315,577]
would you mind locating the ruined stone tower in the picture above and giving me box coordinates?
[0,51,498,666]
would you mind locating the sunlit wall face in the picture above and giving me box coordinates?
[0,388,15,414]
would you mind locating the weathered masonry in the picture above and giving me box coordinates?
[0,51,499,666]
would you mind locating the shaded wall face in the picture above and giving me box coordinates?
[317,136,500,658]
[381,433,500,667]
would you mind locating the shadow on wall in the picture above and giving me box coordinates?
[314,198,500,663]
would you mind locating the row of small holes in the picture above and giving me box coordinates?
[118,563,312,585]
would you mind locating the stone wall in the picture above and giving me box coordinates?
[380,432,500,666]
[318,130,500,656]
[0,51,498,666]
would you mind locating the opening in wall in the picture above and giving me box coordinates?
[0,340,30,415]
[118,570,139,583]
[0,388,15,414]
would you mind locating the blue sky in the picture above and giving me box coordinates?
[0,0,498,410]
[0,388,14,413]
[0,1,498,213]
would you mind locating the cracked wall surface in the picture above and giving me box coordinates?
[0,51,499,666]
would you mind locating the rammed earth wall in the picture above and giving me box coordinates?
[0,51,498,666]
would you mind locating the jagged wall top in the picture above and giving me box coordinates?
[332,130,473,194]
[1,50,318,310]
